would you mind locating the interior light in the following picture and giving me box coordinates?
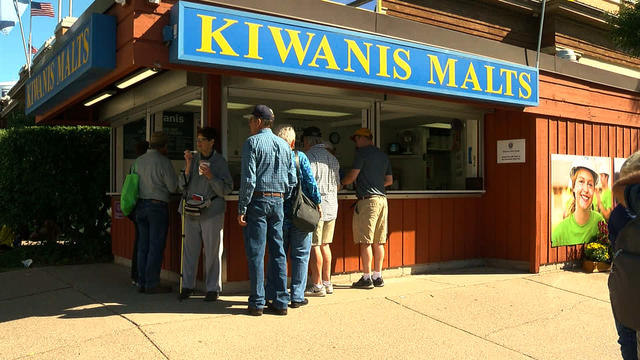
[83,91,116,106]
[283,108,351,117]
[421,122,452,129]
[184,99,202,107]
[115,69,159,89]
[226,102,252,110]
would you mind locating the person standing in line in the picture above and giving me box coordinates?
[340,128,393,289]
[596,166,613,221]
[302,126,340,297]
[274,125,321,308]
[128,140,149,286]
[179,127,233,302]
[135,132,178,294]
[237,105,296,316]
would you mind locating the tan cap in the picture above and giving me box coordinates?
[150,131,168,147]
[612,151,640,206]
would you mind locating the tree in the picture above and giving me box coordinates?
[609,2,640,57]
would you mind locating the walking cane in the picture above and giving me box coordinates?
[179,196,186,301]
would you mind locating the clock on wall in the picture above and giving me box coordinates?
[329,132,340,144]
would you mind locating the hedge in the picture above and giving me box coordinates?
[0,126,111,242]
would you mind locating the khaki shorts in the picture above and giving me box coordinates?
[312,219,336,246]
[352,196,388,245]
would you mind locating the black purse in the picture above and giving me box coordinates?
[291,151,320,232]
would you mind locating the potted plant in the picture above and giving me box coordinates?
[582,221,612,273]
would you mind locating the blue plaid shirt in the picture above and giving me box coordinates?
[284,151,321,227]
[238,128,297,215]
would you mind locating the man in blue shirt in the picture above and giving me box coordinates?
[237,105,296,316]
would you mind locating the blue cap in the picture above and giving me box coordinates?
[251,105,274,121]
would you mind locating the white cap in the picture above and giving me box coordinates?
[570,157,598,186]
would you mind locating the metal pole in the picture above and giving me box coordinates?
[69,0,72,17]
[535,0,547,69]
[13,0,30,76]
[57,0,61,22]
[28,0,32,68]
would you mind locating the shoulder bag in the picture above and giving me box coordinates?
[120,161,139,217]
[291,151,320,232]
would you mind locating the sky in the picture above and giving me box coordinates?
[0,0,376,83]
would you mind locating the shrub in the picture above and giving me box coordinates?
[0,126,111,243]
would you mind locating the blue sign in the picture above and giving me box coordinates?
[25,13,116,115]
[169,2,538,107]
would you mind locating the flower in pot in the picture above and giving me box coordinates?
[583,221,611,272]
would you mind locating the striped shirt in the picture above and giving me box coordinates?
[238,128,296,215]
[306,144,340,221]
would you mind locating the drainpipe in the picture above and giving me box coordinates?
[535,0,547,69]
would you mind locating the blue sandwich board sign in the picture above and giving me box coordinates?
[169,1,538,107]
[25,13,116,115]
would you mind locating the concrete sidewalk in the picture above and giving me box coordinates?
[0,263,619,359]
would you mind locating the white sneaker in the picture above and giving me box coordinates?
[304,285,326,297]
[324,283,334,294]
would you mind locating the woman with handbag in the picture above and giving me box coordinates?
[274,125,321,308]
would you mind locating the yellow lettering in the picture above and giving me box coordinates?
[344,39,371,75]
[83,28,90,64]
[393,48,411,80]
[269,26,315,65]
[376,45,390,78]
[500,69,517,96]
[518,72,532,99]
[308,35,340,70]
[485,65,503,94]
[427,55,456,87]
[460,63,482,91]
[196,15,239,56]
[65,48,71,79]
[244,22,263,60]
[57,52,64,84]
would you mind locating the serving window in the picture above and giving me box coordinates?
[222,77,484,194]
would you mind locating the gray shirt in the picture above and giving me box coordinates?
[179,151,233,217]
[306,144,340,221]
[136,149,178,203]
[352,145,392,198]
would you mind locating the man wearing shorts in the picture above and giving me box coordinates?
[303,127,340,296]
[340,128,393,289]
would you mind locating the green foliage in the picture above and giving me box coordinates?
[609,2,640,57]
[0,240,112,271]
[584,242,610,263]
[0,126,111,242]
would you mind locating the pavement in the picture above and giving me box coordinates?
[0,263,620,360]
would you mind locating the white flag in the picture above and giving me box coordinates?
[0,0,28,35]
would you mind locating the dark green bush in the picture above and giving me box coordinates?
[0,126,111,243]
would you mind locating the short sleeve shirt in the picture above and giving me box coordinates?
[352,145,392,198]
[551,211,605,247]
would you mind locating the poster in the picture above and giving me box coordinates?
[123,119,146,159]
[162,111,194,160]
[550,155,612,247]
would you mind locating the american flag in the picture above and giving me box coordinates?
[31,45,38,54]
[31,2,55,17]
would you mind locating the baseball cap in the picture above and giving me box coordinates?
[149,131,168,147]
[250,104,274,121]
[302,126,322,138]
[350,127,372,141]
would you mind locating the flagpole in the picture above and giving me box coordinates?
[57,0,61,22]
[29,0,32,73]
[12,0,30,76]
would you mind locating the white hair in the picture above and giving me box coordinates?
[275,124,295,144]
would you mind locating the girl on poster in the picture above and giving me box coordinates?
[552,157,605,247]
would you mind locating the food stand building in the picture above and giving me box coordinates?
[22,0,640,283]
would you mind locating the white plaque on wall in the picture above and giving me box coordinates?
[497,139,525,163]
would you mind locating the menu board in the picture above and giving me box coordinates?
[163,111,194,160]
[123,119,146,159]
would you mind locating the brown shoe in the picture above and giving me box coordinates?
[145,285,172,294]
[248,306,263,316]
[266,301,288,316]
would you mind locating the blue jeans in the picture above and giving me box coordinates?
[282,223,312,302]
[243,197,289,309]
[615,319,638,360]
[135,200,169,289]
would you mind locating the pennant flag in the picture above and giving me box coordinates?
[0,0,28,35]
[31,1,53,17]
[31,44,37,54]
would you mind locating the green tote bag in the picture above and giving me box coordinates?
[120,162,139,217]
